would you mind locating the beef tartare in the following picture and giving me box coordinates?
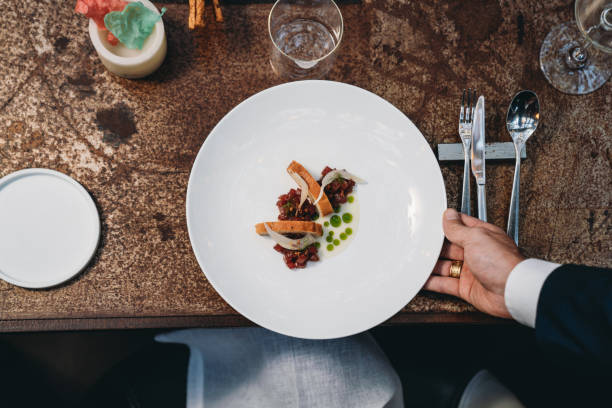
[319,166,356,210]
[276,188,318,221]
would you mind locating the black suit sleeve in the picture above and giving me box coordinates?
[535,264,612,368]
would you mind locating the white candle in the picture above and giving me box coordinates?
[88,0,167,79]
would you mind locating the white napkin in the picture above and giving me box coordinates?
[156,328,403,408]
[458,370,524,408]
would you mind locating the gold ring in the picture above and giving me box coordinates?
[449,260,463,278]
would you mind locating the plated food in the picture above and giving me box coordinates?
[255,161,364,269]
[186,80,446,339]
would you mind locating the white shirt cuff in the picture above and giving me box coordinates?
[504,258,560,328]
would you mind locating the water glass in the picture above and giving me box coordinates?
[268,0,343,80]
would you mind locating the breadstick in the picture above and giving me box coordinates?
[188,0,196,29]
[212,0,223,22]
[195,0,206,28]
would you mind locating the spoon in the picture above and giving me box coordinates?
[506,90,540,245]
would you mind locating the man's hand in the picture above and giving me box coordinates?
[424,208,525,318]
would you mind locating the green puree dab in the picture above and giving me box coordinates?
[322,194,357,252]
[330,215,341,227]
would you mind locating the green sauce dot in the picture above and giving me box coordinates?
[313,214,319,220]
[327,244,334,251]
[324,221,329,227]
[345,228,353,235]
[314,242,321,248]
[347,196,354,203]
[330,215,342,227]
[334,207,340,213]
[342,213,353,223]
[333,239,340,246]
[340,233,347,240]
[329,231,334,236]
[326,236,333,242]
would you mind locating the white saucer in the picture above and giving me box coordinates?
[0,169,100,288]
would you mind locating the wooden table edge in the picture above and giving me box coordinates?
[0,312,512,333]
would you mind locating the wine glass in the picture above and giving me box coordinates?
[540,0,612,94]
[268,0,343,80]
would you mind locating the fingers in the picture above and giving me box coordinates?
[456,211,498,231]
[433,259,452,276]
[456,211,485,228]
[423,276,460,297]
[459,212,502,233]
[440,240,464,260]
[443,209,503,246]
[442,209,472,246]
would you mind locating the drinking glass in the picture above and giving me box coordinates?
[268,0,343,80]
[540,0,612,94]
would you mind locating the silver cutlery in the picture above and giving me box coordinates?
[471,96,487,222]
[506,90,540,245]
[458,89,476,215]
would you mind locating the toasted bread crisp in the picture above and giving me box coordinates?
[287,161,333,216]
[255,221,323,237]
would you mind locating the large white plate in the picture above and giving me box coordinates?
[187,81,446,339]
[0,169,100,288]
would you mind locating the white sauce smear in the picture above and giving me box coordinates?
[315,194,360,260]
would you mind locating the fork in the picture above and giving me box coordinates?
[458,89,476,216]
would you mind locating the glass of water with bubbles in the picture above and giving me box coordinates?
[268,0,343,79]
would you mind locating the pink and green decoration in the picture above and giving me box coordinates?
[75,0,166,49]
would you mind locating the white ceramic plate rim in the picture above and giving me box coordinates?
[186,80,446,339]
[0,168,100,289]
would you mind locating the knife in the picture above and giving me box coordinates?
[471,96,487,222]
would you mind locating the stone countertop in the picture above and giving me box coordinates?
[0,0,609,331]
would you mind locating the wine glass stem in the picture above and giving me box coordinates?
[565,41,592,69]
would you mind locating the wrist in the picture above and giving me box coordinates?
[492,253,525,297]
[509,253,525,270]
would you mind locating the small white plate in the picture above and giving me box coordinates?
[0,169,100,288]
[187,81,446,339]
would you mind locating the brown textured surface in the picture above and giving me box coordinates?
[0,0,610,331]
